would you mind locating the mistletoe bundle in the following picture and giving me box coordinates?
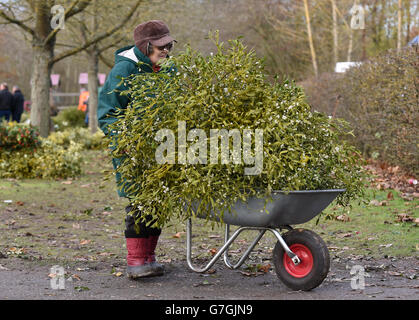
[108,32,366,228]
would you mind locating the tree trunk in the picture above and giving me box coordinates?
[397,0,403,52]
[303,0,318,77]
[30,43,53,137]
[65,61,71,93]
[87,48,99,133]
[331,0,338,67]
[371,0,378,46]
[378,0,386,45]
[361,0,367,60]
[29,0,54,137]
[87,0,99,134]
[347,29,353,62]
[405,0,410,43]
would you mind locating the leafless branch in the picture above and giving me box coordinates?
[43,0,91,46]
[50,0,142,66]
[0,9,35,36]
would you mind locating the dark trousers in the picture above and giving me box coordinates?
[0,110,11,121]
[12,112,22,123]
[125,204,162,238]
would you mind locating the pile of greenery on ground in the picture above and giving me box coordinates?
[52,107,86,131]
[48,127,106,150]
[0,122,41,152]
[0,122,82,179]
[108,32,367,229]
[302,47,418,176]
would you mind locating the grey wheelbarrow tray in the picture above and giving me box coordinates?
[186,189,346,273]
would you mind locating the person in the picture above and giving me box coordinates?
[0,83,13,121]
[49,88,58,132]
[98,20,177,279]
[78,88,89,112]
[11,86,25,123]
[83,96,89,126]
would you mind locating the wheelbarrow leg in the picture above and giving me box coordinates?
[223,227,301,267]
[223,224,266,269]
[186,218,248,272]
[186,219,301,272]
[186,219,267,273]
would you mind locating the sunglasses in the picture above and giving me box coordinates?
[155,42,174,52]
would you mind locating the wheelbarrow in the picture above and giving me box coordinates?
[185,189,346,291]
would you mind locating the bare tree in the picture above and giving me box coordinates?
[333,2,354,62]
[0,0,140,136]
[405,0,411,43]
[303,0,318,77]
[70,0,142,133]
[397,0,403,52]
[331,0,338,66]
[361,0,367,60]
[1,1,89,136]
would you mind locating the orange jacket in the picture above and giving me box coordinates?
[78,91,90,112]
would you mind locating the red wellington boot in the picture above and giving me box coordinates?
[126,238,153,279]
[146,235,164,276]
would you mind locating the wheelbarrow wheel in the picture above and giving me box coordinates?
[273,228,330,291]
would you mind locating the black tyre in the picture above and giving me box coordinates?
[272,228,330,291]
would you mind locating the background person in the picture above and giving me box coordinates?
[0,83,13,121]
[49,88,58,132]
[84,96,89,126]
[12,85,25,123]
[78,88,89,112]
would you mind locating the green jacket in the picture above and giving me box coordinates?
[98,45,165,198]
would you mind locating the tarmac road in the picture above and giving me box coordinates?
[0,256,418,300]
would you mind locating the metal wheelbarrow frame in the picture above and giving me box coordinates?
[185,189,346,289]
